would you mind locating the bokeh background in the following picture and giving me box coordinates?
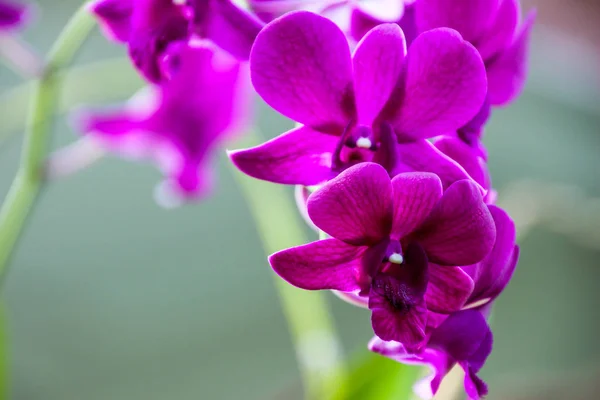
[0,0,599,399]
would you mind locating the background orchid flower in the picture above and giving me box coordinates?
[77,41,245,202]
[90,0,262,83]
[269,163,495,349]
[0,0,28,30]
[230,11,487,188]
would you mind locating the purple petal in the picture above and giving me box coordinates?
[128,0,190,83]
[202,0,264,60]
[415,180,496,266]
[151,42,241,159]
[250,11,354,130]
[79,109,155,158]
[486,10,536,106]
[415,0,501,45]
[390,172,442,239]
[307,163,392,245]
[353,23,406,126]
[477,0,520,60]
[464,205,518,305]
[269,238,365,291]
[425,264,474,313]
[434,137,490,191]
[394,139,475,190]
[89,0,133,42]
[430,310,492,400]
[0,0,28,30]
[229,126,337,186]
[390,28,488,141]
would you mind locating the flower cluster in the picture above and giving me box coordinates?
[78,0,263,201]
[75,1,532,397]
[229,2,532,399]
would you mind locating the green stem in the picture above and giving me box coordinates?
[0,5,95,279]
[230,131,347,400]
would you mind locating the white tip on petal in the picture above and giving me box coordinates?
[153,181,184,209]
[356,137,372,149]
[172,0,186,5]
[388,253,404,264]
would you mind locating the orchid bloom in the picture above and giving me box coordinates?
[78,41,244,202]
[230,11,487,189]
[0,0,28,30]
[269,162,496,349]
[90,0,262,82]
[370,205,518,400]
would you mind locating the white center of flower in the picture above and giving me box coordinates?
[356,137,372,149]
[388,253,404,264]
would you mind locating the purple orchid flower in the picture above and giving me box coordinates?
[0,0,28,30]
[348,0,535,151]
[230,11,487,189]
[77,40,245,201]
[89,0,262,83]
[370,205,518,399]
[269,162,496,349]
[415,0,537,107]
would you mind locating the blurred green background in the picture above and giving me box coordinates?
[0,1,599,399]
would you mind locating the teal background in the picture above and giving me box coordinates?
[0,1,599,399]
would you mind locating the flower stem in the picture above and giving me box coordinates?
[229,131,347,400]
[0,4,95,281]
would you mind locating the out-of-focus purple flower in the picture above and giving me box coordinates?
[89,0,262,82]
[0,0,28,30]
[230,11,487,188]
[369,205,518,399]
[269,162,496,349]
[77,41,245,201]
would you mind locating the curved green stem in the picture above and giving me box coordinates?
[0,4,96,280]
[230,131,347,400]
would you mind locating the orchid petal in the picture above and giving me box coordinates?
[391,28,487,141]
[269,238,365,291]
[353,23,406,126]
[390,172,442,239]
[425,264,474,313]
[486,10,536,105]
[229,126,337,186]
[307,163,392,245]
[250,11,354,130]
[416,180,495,266]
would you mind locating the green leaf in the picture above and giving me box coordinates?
[332,350,422,400]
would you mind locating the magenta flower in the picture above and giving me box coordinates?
[269,163,495,348]
[230,11,487,188]
[370,309,492,400]
[370,205,518,399]
[415,0,536,106]
[0,0,28,30]
[90,0,262,82]
[78,41,244,201]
